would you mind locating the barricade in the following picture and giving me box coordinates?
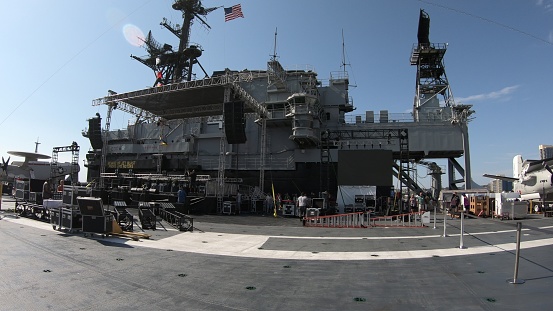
[369,211,425,227]
[304,212,367,228]
[303,211,426,228]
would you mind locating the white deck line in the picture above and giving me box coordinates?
[5,216,553,261]
[127,231,553,260]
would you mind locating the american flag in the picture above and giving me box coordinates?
[224,4,244,22]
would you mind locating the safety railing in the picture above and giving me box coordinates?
[303,212,367,228]
[368,211,426,227]
[303,210,426,228]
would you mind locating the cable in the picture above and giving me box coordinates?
[0,0,154,128]
[419,0,553,46]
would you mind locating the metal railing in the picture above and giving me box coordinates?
[303,211,426,228]
[343,110,457,124]
[196,155,294,171]
[304,212,367,228]
[368,211,426,227]
[157,202,193,232]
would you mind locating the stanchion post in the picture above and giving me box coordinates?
[443,207,448,237]
[508,222,525,284]
[459,210,466,249]
[432,204,437,229]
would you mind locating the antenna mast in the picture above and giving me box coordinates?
[340,29,355,87]
[341,29,348,75]
[271,27,278,61]
[131,0,220,84]
[34,138,40,153]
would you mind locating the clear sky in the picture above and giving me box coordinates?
[0,0,551,188]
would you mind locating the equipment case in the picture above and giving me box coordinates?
[77,197,113,237]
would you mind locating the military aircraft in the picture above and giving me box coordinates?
[1,151,78,181]
[483,155,553,200]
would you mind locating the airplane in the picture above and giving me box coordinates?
[483,155,553,200]
[0,151,79,181]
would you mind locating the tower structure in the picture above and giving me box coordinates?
[410,9,455,120]
[410,9,474,190]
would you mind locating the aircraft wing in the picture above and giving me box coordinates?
[482,174,518,182]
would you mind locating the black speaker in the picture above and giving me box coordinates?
[224,101,246,144]
[88,116,103,150]
[376,186,392,198]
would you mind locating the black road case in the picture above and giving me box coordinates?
[77,197,113,237]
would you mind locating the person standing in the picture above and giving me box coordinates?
[417,191,425,212]
[264,193,272,215]
[236,190,242,212]
[276,193,282,211]
[450,192,460,219]
[177,186,186,204]
[189,169,197,193]
[57,180,64,193]
[409,194,417,212]
[462,194,470,213]
[297,192,308,221]
[42,180,52,200]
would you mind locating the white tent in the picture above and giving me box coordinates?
[336,185,376,212]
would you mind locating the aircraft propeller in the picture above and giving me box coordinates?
[1,156,9,173]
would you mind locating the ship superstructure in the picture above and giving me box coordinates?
[83,4,473,211]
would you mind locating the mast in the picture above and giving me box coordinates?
[172,0,196,82]
[341,29,347,76]
[132,0,220,84]
[34,138,40,153]
[272,28,278,61]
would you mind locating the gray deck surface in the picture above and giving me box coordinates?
[1,197,552,311]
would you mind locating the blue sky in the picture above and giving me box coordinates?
[0,0,552,187]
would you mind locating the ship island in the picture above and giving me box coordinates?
[79,1,474,215]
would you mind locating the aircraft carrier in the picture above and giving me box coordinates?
[3,3,551,310]
[82,2,474,213]
[1,197,552,310]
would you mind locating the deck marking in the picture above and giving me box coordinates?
[5,217,553,261]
